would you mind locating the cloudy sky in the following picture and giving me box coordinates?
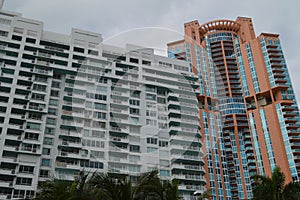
[4,0,300,101]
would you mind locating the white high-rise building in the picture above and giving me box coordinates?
[0,9,205,199]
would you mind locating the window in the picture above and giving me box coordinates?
[49,99,58,106]
[130,127,140,133]
[16,178,32,186]
[94,103,106,110]
[90,150,105,158]
[157,88,166,96]
[46,117,56,125]
[74,47,84,53]
[34,75,47,82]
[131,91,140,98]
[82,139,105,148]
[42,148,51,155]
[80,161,103,169]
[31,93,45,101]
[130,58,139,63]
[39,170,49,178]
[26,122,40,130]
[146,119,157,126]
[41,159,51,166]
[26,38,36,44]
[157,97,166,104]
[43,137,53,145]
[33,84,46,92]
[95,94,106,101]
[19,165,34,174]
[51,81,60,89]
[147,147,158,153]
[28,112,42,120]
[128,165,140,172]
[160,170,170,177]
[92,121,106,128]
[158,122,167,129]
[146,110,156,117]
[129,155,140,163]
[91,130,105,138]
[93,112,106,119]
[97,77,107,84]
[25,132,38,140]
[88,50,98,56]
[147,138,157,145]
[146,93,156,100]
[130,108,139,115]
[130,145,140,153]
[85,101,93,108]
[159,141,168,147]
[160,160,169,166]
[45,127,55,135]
[129,99,140,106]
[12,35,22,41]
[48,108,57,115]
[50,90,59,97]
[53,73,61,79]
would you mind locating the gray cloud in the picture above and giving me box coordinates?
[4,0,300,103]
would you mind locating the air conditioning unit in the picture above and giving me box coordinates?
[19,125,23,129]
[23,105,26,109]
[28,77,32,81]
[21,115,25,119]
[15,147,19,151]
[30,68,33,72]
[31,60,35,63]
[17,136,21,140]
[27,86,31,90]
[25,95,28,99]
[39,108,43,111]
[12,169,15,174]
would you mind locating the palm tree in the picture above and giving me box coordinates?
[197,189,212,200]
[34,170,181,200]
[88,170,180,200]
[34,179,74,200]
[253,166,300,200]
[34,171,95,200]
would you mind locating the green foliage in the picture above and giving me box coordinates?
[253,166,300,200]
[33,170,181,200]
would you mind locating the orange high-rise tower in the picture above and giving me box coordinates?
[168,17,300,200]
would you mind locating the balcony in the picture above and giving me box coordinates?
[56,162,81,170]
[111,99,129,106]
[110,117,130,124]
[1,156,18,163]
[59,141,82,148]
[173,174,206,183]
[110,136,129,144]
[109,146,128,154]
[171,144,202,153]
[60,130,81,138]
[172,164,205,173]
[178,184,206,192]
[109,127,129,136]
[0,168,16,176]
[0,181,13,188]
[110,108,129,115]
[171,154,203,163]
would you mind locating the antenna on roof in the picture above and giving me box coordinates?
[0,0,4,9]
